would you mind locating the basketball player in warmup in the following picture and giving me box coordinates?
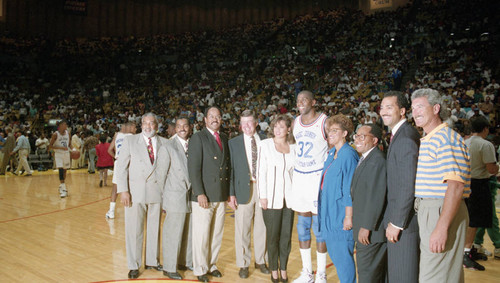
[106,122,137,219]
[291,90,328,283]
[49,121,71,198]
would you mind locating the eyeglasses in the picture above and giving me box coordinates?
[327,127,344,134]
[353,134,374,141]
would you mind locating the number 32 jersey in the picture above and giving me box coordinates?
[293,113,328,174]
[291,113,327,213]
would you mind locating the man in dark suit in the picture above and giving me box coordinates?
[380,91,420,282]
[162,118,193,280]
[228,110,269,279]
[351,124,387,283]
[188,106,231,283]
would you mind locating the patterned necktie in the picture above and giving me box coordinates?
[147,137,154,164]
[251,136,257,180]
[356,155,365,169]
[214,132,222,151]
[185,141,188,157]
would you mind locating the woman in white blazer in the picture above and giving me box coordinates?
[257,114,295,283]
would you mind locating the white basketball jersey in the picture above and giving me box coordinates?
[114,132,132,159]
[53,130,70,153]
[293,113,328,173]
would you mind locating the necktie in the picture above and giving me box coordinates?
[390,133,394,143]
[185,142,189,157]
[214,132,222,151]
[147,137,154,165]
[356,155,365,168]
[251,136,257,180]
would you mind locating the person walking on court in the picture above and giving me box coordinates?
[11,130,33,176]
[49,121,71,198]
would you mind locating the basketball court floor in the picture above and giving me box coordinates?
[1,170,499,282]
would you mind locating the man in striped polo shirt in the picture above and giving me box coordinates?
[411,88,471,283]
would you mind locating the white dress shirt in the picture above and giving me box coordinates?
[142,134,158,162]
[243,133,261,181]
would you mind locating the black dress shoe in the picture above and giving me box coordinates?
[178,264,194,271]
[197,274,209,282]
[239,267,249,278]
[255,263,270,274]
[163,271,183,280]
[128,269,139,279]
[145,264,162,271]
[271,274,279,283]
[210,269,222,277]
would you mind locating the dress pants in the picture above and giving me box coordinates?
[417,198,468,283]
[387,229,419,283]
[124,202,161,270]
[88,148,96,173]
[234,183,267,268]
[162,212,193,272]
[355,241,387,283]
[474,178,500,248]
[191,201,225,276]
[15,149,33,175]
[262,203,294,271]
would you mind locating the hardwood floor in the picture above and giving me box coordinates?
[1,170,499,282]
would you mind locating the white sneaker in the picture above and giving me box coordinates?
[315,272,327,283]
[473,243,492,256]
[59,184,68,198]
[106,210,115,219]
[293,269,314,283]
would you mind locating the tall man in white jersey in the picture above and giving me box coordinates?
[107,122,137,219]
[49,121,71,198]
[291,91,328,283]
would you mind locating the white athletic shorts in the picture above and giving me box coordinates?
[55,151,71,169]
[290,169,322,214]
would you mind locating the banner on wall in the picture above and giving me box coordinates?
[63,0,88,15]
[370,0,393,10]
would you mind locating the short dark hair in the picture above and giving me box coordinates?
[384,91,409,112]
[470,116,489,133]
[204,106,223,117]
[99,135,107,143]
[364,124,383,144]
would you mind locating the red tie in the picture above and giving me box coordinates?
[390,133,394,143]
[147,137,154,164]
[214,132,223,151]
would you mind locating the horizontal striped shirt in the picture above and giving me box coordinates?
[415,123,471,198]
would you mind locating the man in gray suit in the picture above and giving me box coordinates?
[351,124,387,283]
[116,113,168,279]
[162,118,193,280]
[228,110,269,279]
[380,91,420,282]
[188,106,231,282]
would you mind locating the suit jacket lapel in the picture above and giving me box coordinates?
[203,128,222,160]
[173,137,188,171]
[136,135,154,170]
[387,121,406,156]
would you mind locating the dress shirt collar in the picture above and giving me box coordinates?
[206,127,218,136]
[390,119,406,136]
[361,146,376,159]
[176,135,189,151]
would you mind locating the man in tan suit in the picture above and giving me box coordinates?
[162,118,193,280]
[115,113,168,279]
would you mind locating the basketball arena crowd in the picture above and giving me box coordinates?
[1,0,499,282]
